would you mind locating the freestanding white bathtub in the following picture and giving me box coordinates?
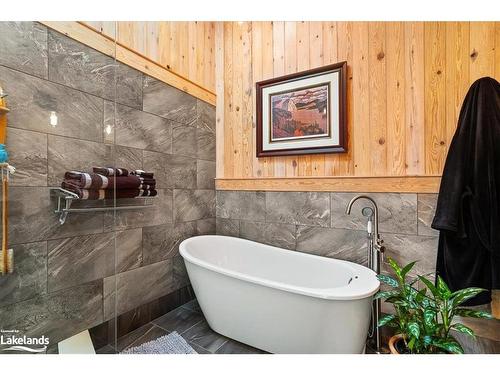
[179,235,379,354]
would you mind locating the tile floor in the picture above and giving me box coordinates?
[96,299,265,354]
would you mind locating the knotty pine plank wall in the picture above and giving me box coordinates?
[83,21,216,92]
[216,21,500,179]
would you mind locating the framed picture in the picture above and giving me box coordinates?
[256,61,347,157]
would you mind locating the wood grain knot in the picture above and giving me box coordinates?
[377,51,385,60]
[166,65,171,70]
[440,140,445,146]
[236,106,240,112]
[378,137,385,145]
[436,70,442,75]
[470,49,478,60]
[292,160,297,168]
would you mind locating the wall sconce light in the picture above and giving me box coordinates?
[49,111,58,127]
[104,124,113,136]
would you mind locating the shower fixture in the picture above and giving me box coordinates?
[345,195,385,354]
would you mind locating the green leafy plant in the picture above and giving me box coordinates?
[375,258,492,354]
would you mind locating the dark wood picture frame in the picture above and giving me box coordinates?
[256,61,347,157]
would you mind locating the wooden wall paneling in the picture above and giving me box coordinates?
[215,22,225,178]
[322,22,339,176]
[158,22,171,70]
[232,22,244,178]
[261,22,275,177]
[469,22,496,81]
[352,22,371,176]
[309,22,326,176]
[204,22,215,92]
[404,22,425,175]
[145,22,159,62]
[179,22,190,78]
[296,21,312,176]
[336,21,354,176]
[272,21,286,177]
[251,22,265,178]
[188,22,198,85]
[368,22,388,176]
[284,21,299,177]
[496,22,500,78]
[223,22,234,178]
[386,22,406,176]
[424,22,447,175]
[194,22,205,87]
[83,21,116,39]
[241,23,253,178]
[445,22,470,146]
[215,176,441,193]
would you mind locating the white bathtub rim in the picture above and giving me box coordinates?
[180,235,380,301]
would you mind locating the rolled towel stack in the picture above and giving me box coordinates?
[61,167,157,200]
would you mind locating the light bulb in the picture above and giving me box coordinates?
[49,111,58,127]
[105,124,113,135]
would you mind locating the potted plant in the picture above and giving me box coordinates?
[375,258,492,354]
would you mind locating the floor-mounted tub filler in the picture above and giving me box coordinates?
[180,235,380,354]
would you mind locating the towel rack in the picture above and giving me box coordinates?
[50,187,154,225]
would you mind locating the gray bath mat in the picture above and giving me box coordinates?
[121,331,197,354]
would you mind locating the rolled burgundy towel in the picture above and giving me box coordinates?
[92,167,129,176]
[130,170,154,179]
[64,172,151,190]
[62,181,157,200]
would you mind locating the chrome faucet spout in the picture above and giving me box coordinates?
[345,195,380,238]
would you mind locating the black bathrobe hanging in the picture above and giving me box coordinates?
[432,77,500,306]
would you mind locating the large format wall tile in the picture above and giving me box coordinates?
[266,192,330,227]
[104,260,175,316]
[172,122,197,157]
[143,76,197,125]
[142,222,197,265]
[104,101,172,153]
[48,232,116,292]
[216,191,266,221]
[0,22,48,78]
[296,226,368,265]
[382,233,438,277]
[7,128,47,186]
[174,189,215,222]
[417,194,439,236]
[48,30,142,108]
[331,192,418,234]
[104,189,173,231]
[48,135,112,186]
[0,241,47,308]
[197,127,216,161]
[4,186,104,245]
[197,160,216,190]
[113,145,143,171]
[0,65,104,142]
[143,151,196,189]
[196,100,216,133]
[0,280,103,344]
[196,218,216,235]
[115,228,143,272]
[216,218,240,237]
[240,221,296,250]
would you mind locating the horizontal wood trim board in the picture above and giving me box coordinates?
[40,21,216,106]
[215,176,441,193]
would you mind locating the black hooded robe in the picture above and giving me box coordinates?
[432,77,500,306]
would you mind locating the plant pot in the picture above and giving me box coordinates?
[388,334,408,354]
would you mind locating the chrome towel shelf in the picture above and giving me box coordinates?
[50,187,154,225]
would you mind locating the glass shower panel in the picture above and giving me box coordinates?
[0,21,118,354]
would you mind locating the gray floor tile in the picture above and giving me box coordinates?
[215,339,266,354]
[181,319,228,353]
[152,306,204,334]
[183,299,202,313]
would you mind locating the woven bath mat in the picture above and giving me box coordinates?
[121,331,197,354]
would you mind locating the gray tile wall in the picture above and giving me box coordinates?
[216,191,439,286]
[0,22,215,345]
